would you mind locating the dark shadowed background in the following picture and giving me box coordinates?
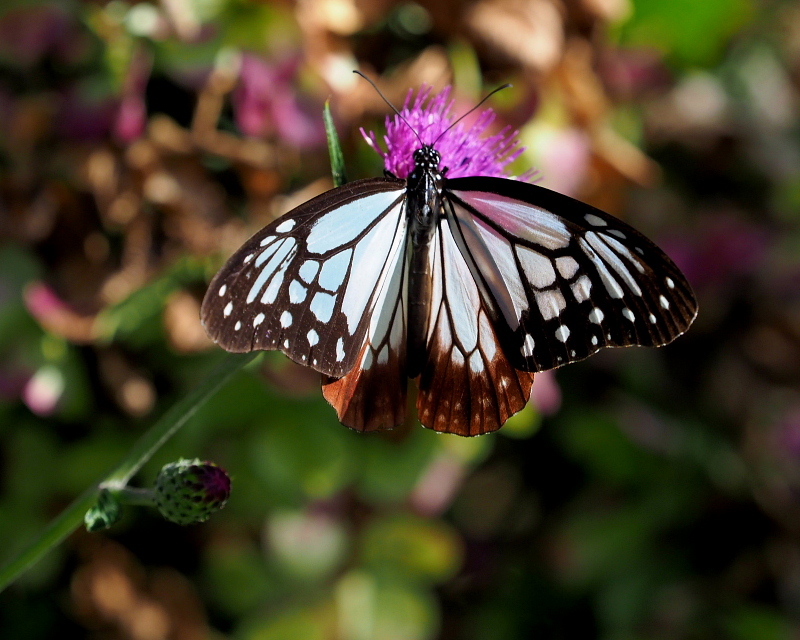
[2,0,800,638]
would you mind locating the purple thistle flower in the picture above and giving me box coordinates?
[361,85,534,181]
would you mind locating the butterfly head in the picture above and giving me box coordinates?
[413,146,441,171]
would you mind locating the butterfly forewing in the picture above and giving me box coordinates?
[446,177,698,373]
[201,178,407,378]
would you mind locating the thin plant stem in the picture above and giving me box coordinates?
[0,351,256,592]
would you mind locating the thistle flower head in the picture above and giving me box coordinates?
[155,459,231,525]
[361,85,531,180]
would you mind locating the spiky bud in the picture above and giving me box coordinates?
[154,459,231,525]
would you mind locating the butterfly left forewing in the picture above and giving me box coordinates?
[201,178,407,378]
[446,177,698,373]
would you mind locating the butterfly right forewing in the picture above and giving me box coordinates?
[445,177,698,373]
[201,177,407,379]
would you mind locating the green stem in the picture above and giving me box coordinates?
[0,351,256,592]
[109,486,157,507]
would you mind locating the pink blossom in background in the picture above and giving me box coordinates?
[411,453,467,517]
[24,282,71,324]
[23,365,64,416]
[534,128,591,197]
[234,54,324,149]
[530,370,561,416]
[361,85,532,180]
[113,49,152,144]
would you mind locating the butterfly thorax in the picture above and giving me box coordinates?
[407,146,444,243]
[407,145,445,376]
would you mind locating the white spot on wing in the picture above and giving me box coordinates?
[469,351,484,372]
[223,301,233,317]
[517,246,556,289]
[310,292,336,322]
[666,277,675,289]
[660,295,670,309]
[299,260,320,283]
[234,321,241,331]
[571,275,592,303]
[585,213,607,227]
[555,325,570,342]
[336,338,345,362]
[243,253,254,263]
[253,313,265,327]
[591,335,598,345]
[280,310,293,327]
[589,308,604,324]
[522,334,535,357]
[536,289,566,320]
[318,249,352,292]
[622,308,635,322]
[307,329,319,346]
[556,256,579,279]
[259,235,276,247]
[289,280,308,303]
[275,219,295,233]
[649,313,657,323]
[218,284,227,296]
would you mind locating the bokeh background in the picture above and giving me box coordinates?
[2,0,800,638]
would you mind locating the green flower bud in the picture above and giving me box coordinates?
[85,489,122,532]
[154,459,230,525]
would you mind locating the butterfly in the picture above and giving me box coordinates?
[200,90,697,437]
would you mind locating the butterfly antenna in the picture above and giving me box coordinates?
[432,83,512,147]
[353,70,425,148]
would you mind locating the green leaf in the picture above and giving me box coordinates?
[615,0,755,68]
[324,100,347,187]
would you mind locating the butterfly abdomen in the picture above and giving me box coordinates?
[406,150,444,378]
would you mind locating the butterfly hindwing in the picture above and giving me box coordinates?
[446,177,698,373]
[417,216,535,436]
[201,177,407,378]
[322,246,409,431]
